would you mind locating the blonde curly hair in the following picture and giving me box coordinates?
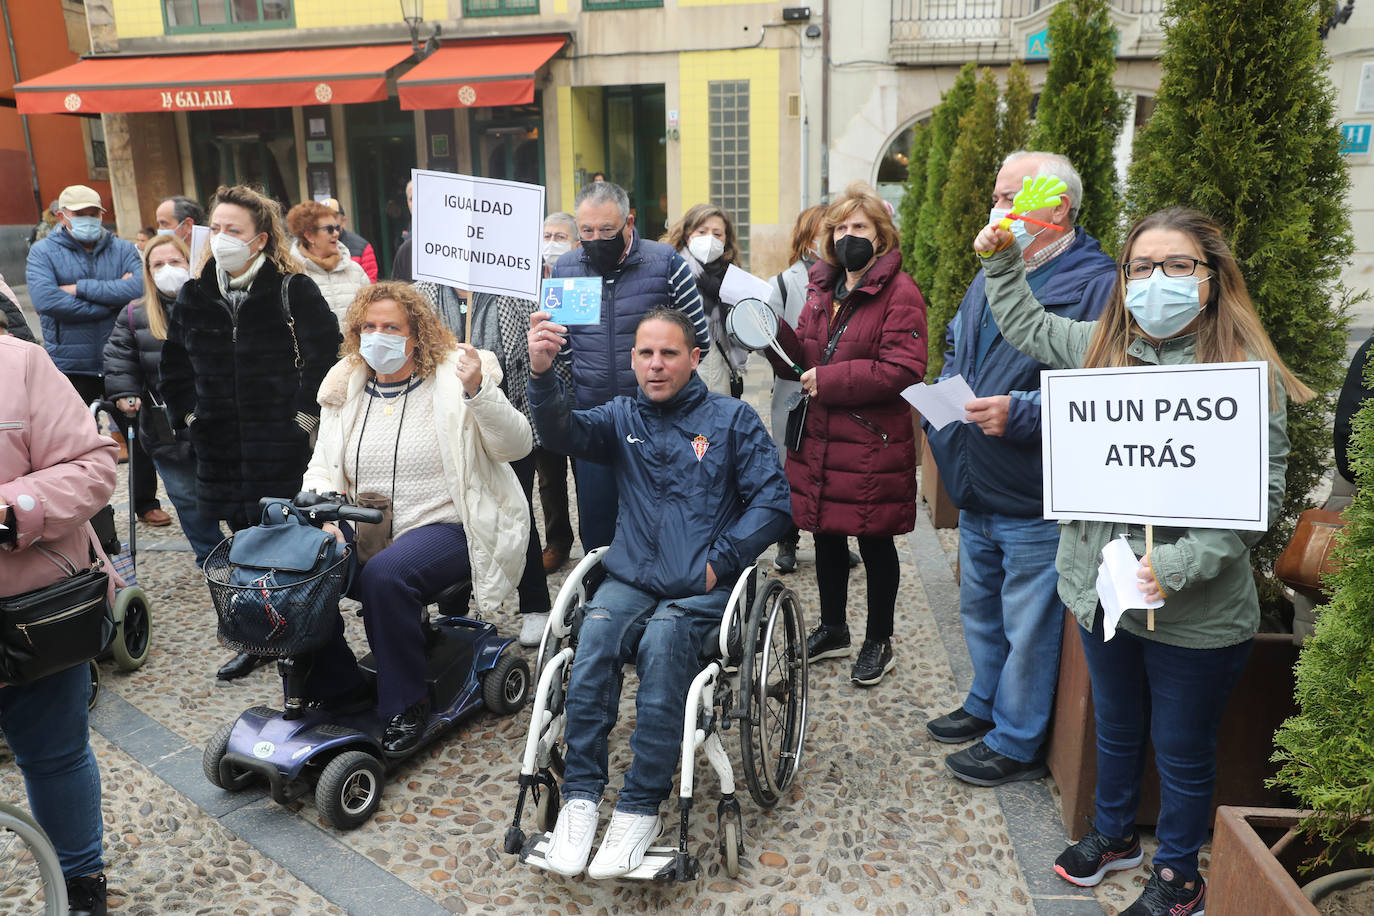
[341,282,456,379]
[208,185,302,278]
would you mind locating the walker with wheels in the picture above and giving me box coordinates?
[0,799,67,914]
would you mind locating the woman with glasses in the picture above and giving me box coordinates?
[287,201,370,328]
[973,207,1312,916]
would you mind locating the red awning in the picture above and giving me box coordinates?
[14,45,415,115]
[397,36,565,111]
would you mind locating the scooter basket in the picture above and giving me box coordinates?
[204,537,349,658]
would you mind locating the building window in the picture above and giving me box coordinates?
[82,117,108,181]
[462,0,540,15]
[709,80,750,265]
[163,0,293,32]
[583,0,663,9]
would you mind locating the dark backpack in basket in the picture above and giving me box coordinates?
[213,499,350,656]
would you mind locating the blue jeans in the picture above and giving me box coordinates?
[1080,611,1251,881]
[562,576,729,814]
[957,510,1064,763]
[0,664,104,879]
[573,459,617,552]
[153,454,226,566]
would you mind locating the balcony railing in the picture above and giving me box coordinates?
[891,0,1164,44]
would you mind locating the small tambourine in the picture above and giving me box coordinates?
[726,297,801,373]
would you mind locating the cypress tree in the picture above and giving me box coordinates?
[1272,365,1374,866]
[1031,0,1129,253]
[1000,60,1033,156]
[913,63,977,301]
[1126,0,1354,594]
[928,69,1003,381]
[899,121,930,277]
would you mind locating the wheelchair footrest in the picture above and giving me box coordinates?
[521,832,685,881]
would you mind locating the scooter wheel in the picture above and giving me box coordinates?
[483,652,530,715]
[203,721,255,791]
[316,750,385,830]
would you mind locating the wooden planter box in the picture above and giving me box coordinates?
[1047,616,1299,839]
[918,432,959,530]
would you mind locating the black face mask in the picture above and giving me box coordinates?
[582,227,629,276]
[834,234,875,272]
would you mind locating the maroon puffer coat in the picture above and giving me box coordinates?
[767,248,927,536]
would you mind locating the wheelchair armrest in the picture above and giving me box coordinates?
[719,564,758,664]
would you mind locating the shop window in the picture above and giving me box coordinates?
[163,0,293,32]
[82,117,109,182]
[709,80,750,265]
[584,0,663,9]
[462,0,540,15]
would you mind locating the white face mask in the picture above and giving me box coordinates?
[211,232,260,274]
[542,239,572,268]
[152,264,190,297]
[359,331,411,375]
[688,234,725,264]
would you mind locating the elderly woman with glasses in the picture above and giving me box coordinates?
[287,200,370,327]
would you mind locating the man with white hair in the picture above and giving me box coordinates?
[925,151,1118,787]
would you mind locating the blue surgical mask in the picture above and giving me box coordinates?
[156,227,176,237]
[989,206,1044,247]
[1125,272,1204,339]
[67,215,103,243]
[359,332,411,375]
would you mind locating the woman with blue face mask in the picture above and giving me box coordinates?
[973,207,1313,916]
[296,282,531,755]
[159,185,342,682]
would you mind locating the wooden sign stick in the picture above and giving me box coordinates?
[463,291,474,346]
[1145,523,1155,631]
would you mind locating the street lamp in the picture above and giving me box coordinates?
[399,0,440,57]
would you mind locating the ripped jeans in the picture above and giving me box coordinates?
[560,575,731,815]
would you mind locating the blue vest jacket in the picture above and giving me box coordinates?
[26,227,143,375]
[925,230,1117,517]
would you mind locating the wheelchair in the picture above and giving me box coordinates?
[503,547,809,881]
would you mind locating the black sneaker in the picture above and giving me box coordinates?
[944,740,1048,787]
[1053,826,1144,887]
[806,623,851,661]
[927,707,994,744]
[1123,865,1205,915]
[66,873,107,916]
[773,538,798,573]
[850,640,895,686]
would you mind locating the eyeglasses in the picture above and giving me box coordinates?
[578,223,626,241]
[1122,257,1211,280]
[316,224,342,235]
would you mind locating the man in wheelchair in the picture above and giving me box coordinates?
[525,305,792,878]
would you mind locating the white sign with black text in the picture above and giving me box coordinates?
[410,169,544,299]
[1041,362,1270,531]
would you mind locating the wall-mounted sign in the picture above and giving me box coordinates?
[1341,123,1371,155]
[305,139,333,164]
[1027,27,1051,59]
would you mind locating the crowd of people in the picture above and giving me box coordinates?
[0,149,1326,915]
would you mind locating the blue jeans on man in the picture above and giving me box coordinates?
[0,663,104,879]
[1080,611,1251,880]
[561,576,729,814]
[957,509,1064,762]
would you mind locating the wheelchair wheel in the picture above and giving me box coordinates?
[482,652,530,715]
[203,721,255,791]
[0,801,68,914]
[87,660,100,711]
[535,781,560,832]
[316,751,385,830]
[738,579,808,808]
[110,587,152,671]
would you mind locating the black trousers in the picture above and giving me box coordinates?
[534,446,574,554]
[66,372,161,515]
[814,532,900,643]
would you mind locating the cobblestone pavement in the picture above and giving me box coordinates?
[0,355,1197,915]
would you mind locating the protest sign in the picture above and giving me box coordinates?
[1041,361,1270,530]
[411,169,544,299]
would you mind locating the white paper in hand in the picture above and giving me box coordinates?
[1095,535,1165,640]
[718,264,774,306]
[901,374,978,430]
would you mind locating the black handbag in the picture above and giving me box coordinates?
[0,546,113,687]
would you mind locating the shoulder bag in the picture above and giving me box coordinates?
[1275,508,1347,601]
[784,309,854,453]
[0,544,113,686]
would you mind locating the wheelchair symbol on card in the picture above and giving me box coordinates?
[541,277,602,325]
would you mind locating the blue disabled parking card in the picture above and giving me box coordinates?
[540,277,602,325]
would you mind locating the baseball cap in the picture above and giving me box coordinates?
[58,185,105,212]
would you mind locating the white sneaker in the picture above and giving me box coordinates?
[543,797,599,876]
[519,612,549,648]
[587,809,661,879]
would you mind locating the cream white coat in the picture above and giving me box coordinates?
[290,240,370,327]
[303,348,532,615]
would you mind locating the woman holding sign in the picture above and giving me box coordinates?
[974,206,1311,916]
